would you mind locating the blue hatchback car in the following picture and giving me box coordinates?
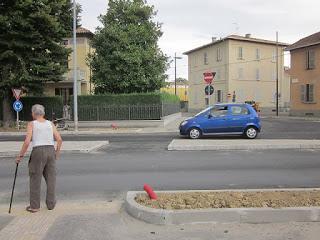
[179,103,261,139]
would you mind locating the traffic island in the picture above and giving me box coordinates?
[125,189,320,225]
[168,139,320,151]
[0,141,109,157]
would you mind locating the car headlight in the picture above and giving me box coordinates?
[181,120,188,126]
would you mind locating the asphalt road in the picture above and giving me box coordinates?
[0,117,320,204]
[1,116,320,142]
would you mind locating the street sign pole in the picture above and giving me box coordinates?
[16,111,19,130]
[203,72,216,107]
[12,89,22,130]
[12,100,23,130]
[208,84,211,107]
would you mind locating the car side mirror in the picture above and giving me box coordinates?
[208,114,213,119]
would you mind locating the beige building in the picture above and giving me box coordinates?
[184,34,290,113]
[44,27,94,104]
[286,31,320,117]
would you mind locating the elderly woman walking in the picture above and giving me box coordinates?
[16,104,62,213]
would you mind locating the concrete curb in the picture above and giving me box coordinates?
[168,139,320,151]
[125,189,320,225]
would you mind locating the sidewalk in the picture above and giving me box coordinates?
[1,200,320,240]
[0,141,109,157]
[168,139,320,151]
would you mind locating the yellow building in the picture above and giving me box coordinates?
[184,34,290,113]
[44,27,94,104]
[161,81,188,101]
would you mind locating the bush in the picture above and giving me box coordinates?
[160,92,180,104]
[77,92,179,106]
[0,98,3,121]
[19,96,63,121]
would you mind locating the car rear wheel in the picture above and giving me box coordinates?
[244,126,258,139]
[189,128,202,139]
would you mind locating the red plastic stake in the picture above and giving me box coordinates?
[144,184,157,200]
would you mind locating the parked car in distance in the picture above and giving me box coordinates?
[179,103,261,139]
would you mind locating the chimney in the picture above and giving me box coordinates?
[245,33,251,38]
[212,37,217,42]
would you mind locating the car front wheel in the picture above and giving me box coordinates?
[189,127,202,139]
[244,127,258,139]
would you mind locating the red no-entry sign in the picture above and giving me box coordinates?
[203,72,216,84]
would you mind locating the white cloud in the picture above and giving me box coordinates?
[78,0,320,81]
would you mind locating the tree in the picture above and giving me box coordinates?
[89,0,168,94]
[75,2,82,28]
[0,0,72,127]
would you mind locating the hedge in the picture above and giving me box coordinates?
[77,92,180,106]
[0,98,3,121]
[1,93,180,122]
[19,96,63,121]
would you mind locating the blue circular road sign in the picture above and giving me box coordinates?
[13,100,23,112]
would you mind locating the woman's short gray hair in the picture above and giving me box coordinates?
[31,104,45,116]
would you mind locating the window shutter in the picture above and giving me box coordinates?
[300,85,306,102]
[310,84,314,102]
[310,51,315,69]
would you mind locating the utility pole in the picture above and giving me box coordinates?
[276,31,279,116]
[174,53,182,95]
[73,0,78,131]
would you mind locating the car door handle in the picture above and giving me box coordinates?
[232,118,240,120]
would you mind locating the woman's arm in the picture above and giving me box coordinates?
[52,123,62,160]
[16,122,33,163]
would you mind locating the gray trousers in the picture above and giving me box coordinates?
[29,145,56,209]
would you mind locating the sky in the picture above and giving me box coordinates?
[77,0,320,82]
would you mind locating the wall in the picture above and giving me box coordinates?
[43,36,93,97]
[187,39,289,113]
[187,41,229,112]
[290,45,320,116]
[227,40,289,111]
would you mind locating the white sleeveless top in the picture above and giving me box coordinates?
[32,120,54,147]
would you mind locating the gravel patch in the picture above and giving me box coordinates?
[135,190,320,210]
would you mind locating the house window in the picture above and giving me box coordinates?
[217,90,223,103]
[255,69,260,80]
[55,88,73,105]
[217,48,222,61]
[204,52,208,65]
[301,84,315,103]
[255,48,261,60]
[238,68,244,80]
[238,47,243,59]
[306,50,315,70]
[61,40,68,45]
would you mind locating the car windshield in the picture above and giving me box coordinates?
[194,107,212,117]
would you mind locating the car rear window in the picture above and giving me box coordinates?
[231,106,249,115]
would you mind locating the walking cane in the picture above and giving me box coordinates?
[8,163,19,214]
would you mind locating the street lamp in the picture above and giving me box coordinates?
[72,0,78,131]
[174,53,182,95]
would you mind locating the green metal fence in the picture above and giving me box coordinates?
[0,101,180,122]
[74,103,180,121]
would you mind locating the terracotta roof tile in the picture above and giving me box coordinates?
[76,27,94,37]
[286,31,320,51]
[184,34,289,55]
